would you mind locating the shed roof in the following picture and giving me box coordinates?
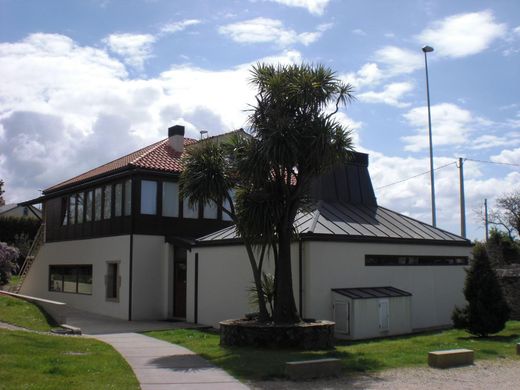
[332,286,412,299]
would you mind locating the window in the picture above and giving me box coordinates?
[77,192,84,224]
[203,201,218,219]
[23,207,28,217]
[61,197,68,226]
[124,179,132,216]
[162,181,179,217]
[103,185,112,219]
[106,262,120,301]
[365,255,469,266]
[183,197,198,219]
[114,183,123,217]
[85,191,93,222]
[222,190,235,221]
[141,180,157,215]
[49,265,92,295]
[68,194,76,225]
[94,188,102,221]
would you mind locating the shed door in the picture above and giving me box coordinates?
[379,299,389,331]
[333,300,350,334]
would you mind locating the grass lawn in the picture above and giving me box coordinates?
[0,294,56,331]
[0,329,140,390]
[147,321,520,380]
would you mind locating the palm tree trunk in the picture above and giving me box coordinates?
[244,242,270,322]
[272,223,299,324]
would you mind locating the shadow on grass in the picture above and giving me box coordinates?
[34,303,59,328]
[457,334,519,343]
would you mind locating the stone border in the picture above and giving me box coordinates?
[220,319,335,349]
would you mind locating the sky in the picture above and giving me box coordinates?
[0,0,519,240]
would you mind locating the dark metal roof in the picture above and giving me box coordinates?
[332,286,412,299]
[197,201,471,246]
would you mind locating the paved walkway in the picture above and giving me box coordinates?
[95,332,249,390]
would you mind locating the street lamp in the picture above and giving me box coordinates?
[422,45,436,227]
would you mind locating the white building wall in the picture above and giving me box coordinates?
[187,240,471,332]
[128,234,170,320]
[305,241,471,331]
[20,235,131,319]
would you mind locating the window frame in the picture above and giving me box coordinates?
[365,254,469,266]
[48,264,93,295]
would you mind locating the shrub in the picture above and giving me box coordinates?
[453,242,510,336]
[0,241,19,285]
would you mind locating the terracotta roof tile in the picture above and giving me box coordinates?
[45,138,197,193]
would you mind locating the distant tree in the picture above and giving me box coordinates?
[477,190,520,240]
[0,180,5,207]
[0,241,19,285]
[452,242,510,336]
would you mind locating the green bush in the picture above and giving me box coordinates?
[453,242,510,336]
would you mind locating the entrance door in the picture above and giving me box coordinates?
[173,247,187,318]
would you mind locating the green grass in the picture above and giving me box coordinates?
[0,294,56,331]
[147,321,520,380]
[0,329,140,390]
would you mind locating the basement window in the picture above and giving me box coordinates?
[49,265,92,295]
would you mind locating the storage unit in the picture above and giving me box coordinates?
[332,287,412,340]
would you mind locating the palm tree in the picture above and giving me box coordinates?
[181,63,354,325]
[245,63,355,323]
[180,137,272,322]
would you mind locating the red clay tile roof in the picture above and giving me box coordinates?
[45,138,197,193]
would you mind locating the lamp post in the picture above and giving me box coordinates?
[422,45,436,227]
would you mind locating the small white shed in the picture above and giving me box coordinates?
[332,286,412,340]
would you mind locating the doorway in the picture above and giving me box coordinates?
[173,246,187,318]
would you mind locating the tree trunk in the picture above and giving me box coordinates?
[244,242,270,322]
[272,224,300,324]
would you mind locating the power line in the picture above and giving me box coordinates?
[376,161,457,190]
[464,158,520,168]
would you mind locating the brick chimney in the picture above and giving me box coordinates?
[168,125,185,153]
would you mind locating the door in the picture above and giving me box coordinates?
[173,247,187,318]
[333,300,350,335]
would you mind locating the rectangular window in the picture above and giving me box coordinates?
[141,180,157,215]
[365,255,469,266]
[77,192,84,224]
[115,183,123,217]
[85,191,93,222]
[104,185,112,219]
[222,190,235,221]
[48,265,92,295]
[61,197,68,226]
[162,181,179,217]
[68,194,76,225]
[106,262,120,301]
[203,200,218,219]
[183,197,198,219]
[94,188,102,221]
[124,179,132,216]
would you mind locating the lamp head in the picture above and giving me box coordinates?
[422,45,434,53]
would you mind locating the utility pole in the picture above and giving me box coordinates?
[458,158,466,238]
[484,198,489,241]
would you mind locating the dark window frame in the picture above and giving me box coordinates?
[365,254,469,266]
[48,264,93,295]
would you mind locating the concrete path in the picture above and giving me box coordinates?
[95,332,250,390]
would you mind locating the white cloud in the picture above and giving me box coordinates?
[160,19,201,35]
[374,46,423,75]
[352,29,366,36]
[218,17,329,47]
[103,33,156,70]
[417,10,506,58]
[359,82,413,108]
[491,147,520,165]
[264,0,330,15]
[471,135,520,150]
[402,103,473,152]
[0,33,303,202]
[334,111,362,146]
[341,63,383,90]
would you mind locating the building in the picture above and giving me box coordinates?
[19,128,472,338]
[19,126,233,320]
[185,153,472,339]
[0,203,41,219]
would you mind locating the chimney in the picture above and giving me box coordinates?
[168,125,185,153]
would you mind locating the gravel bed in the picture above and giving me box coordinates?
[250,359,520,390]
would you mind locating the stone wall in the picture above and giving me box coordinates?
[496,266,520,321]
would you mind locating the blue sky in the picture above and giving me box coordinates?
[0,0,519,240]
